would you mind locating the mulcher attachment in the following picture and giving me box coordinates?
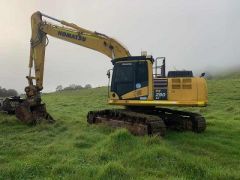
[15,101,54,125]
[87,108,206,137]
[15,85,55,125]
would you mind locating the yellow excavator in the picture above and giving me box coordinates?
[15,11,208,136]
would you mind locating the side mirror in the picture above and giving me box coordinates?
[200,72,205,77]
[106,70,111,79]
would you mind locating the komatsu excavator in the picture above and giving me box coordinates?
[15,11,208,136]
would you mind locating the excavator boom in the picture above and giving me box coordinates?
[29,11,130,90]
[16,11,130,124]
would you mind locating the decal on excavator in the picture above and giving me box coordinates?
[154,78,168,100]
[154,89,167,100]
[58,31,86,41]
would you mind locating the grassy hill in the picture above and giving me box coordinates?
[0,74,240,179]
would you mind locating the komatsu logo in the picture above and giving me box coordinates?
[58,31,86,41]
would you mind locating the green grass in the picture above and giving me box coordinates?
[0,74,240,179]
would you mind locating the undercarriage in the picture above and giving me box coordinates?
[87,107,206,136]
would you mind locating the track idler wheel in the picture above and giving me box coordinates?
[87,111,96,124]
[15,102,55,125]
[191,115,206,133]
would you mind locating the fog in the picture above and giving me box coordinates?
[0,0,239,93]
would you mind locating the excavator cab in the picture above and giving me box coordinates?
[109,56,153,100]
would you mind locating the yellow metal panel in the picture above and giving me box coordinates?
[109,76,208,107]
[147,61,153,100]
[109,99,207,107]
[168,77,198,102]
[197,78,208,103]
[121,87,148,99]
[40,22,130,59]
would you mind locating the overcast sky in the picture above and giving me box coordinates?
[0,0,239,92]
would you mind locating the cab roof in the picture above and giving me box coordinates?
[111,56,154,65]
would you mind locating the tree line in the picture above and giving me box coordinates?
[0,87,18,97]
[56,84,92,92]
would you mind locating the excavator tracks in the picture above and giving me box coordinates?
[87,108,206,137]
[87,109,166,136]
[154,108,206,133]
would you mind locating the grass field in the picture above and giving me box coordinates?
[0,74,240,179]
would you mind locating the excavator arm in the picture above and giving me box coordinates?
[16,11,130,124]
[29,11,130,90]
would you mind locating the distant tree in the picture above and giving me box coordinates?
[63,84,73,91]
[0,87,18,97]
[59,84,90,91]
[6,89,18,96]
[63,86,72,91]
[62,84,82,91]
[75,85,83,90]
[84,84,92,89]
[69,84,77,89]
[56,85,63,92]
